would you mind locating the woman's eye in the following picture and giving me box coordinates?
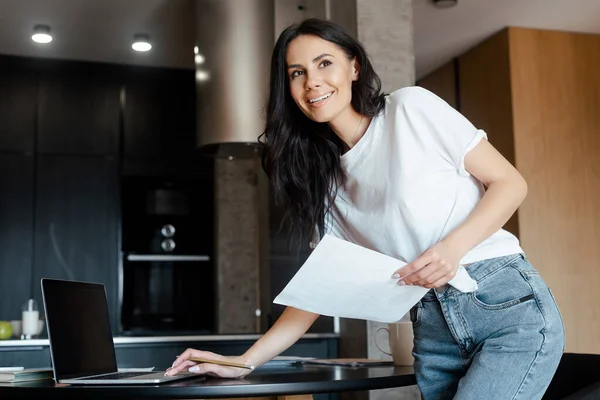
[290,70,304,79]
[320,60,332,68]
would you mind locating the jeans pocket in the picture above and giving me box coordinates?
[470,262,536,311]
[410,301,423,328]
[471,292,535,310]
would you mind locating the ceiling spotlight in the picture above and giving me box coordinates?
[194,46,199,55]
[433,0,457,8]
[195,70,210,82]
[32,25,52,44]
[132,33,152,52]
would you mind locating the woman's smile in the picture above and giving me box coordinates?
[307,91,334,108]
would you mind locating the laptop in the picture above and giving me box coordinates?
[41,278,199,385]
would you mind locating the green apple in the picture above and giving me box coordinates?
[0,321,12,340]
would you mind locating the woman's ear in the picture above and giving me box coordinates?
[352,59,360,81]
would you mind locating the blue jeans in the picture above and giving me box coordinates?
[411,253,565,400]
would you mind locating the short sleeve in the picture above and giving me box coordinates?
[393,86,488,177]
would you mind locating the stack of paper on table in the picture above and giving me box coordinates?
[261,356,316,368]
[0,368,53,383]
[301,358,394,367]
[274,234,477,323]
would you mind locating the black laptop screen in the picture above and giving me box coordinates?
[42,279,118,380]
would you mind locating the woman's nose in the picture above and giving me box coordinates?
[305,72,323,90]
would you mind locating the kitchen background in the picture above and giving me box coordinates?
[0,0,329,338]
[0,2,342,396]
[1,1,600,399]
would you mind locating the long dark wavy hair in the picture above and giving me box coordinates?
[259,18,386,250]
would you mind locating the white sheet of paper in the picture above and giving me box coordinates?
[274,235,429,323]
[274,234,477,323]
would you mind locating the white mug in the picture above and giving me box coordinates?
[374,321,415,366]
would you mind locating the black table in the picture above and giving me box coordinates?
[0,364,417,400]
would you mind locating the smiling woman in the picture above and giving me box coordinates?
[259,19,385,249]
[167,18,565,400]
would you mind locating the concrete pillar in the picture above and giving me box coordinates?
[355,0,415,90]
[215,156,270,334]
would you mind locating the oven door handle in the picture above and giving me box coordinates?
[126,254,210,262]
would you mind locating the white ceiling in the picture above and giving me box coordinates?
[0,0,599,77]
[0,0,196,69]
[413,0,600,79]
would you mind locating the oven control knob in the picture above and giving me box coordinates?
[161,239,176,252]
[161,224,176,238]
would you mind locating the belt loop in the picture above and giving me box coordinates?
[435,284,448,298]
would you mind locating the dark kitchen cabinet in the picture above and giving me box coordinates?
[32,155,119,332]
[1,337,338,379]
[123,68,196,158]
[0,153,35,321]
[0,57,37,152]
[37,61,120,156]
[114,337,338,371]
[121,154,214,180]
[0,54,207,336]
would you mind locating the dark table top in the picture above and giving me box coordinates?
[0,364,416,400]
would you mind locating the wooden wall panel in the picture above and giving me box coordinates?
[417,61,457,109]
[509,27,600,353]
[458,29,520,237]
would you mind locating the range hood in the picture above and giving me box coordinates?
[195,0,275,158]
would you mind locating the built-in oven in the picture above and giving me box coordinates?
[119,176,215,335]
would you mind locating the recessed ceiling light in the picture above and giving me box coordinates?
[32,25,52,44]
[132,33,152,52]
[195,70,210,82]
[433,0,457,8]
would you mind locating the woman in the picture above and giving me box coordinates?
[167,18,565,399]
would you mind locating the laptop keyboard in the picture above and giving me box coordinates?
[85,372,152,380]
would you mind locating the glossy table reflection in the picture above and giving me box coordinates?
[0,364,417,400]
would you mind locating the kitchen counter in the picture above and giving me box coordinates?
[0,332,338,347]
[0,332,339,382]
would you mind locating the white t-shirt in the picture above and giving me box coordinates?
[320,86,523,266]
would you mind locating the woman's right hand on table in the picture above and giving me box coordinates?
[166,307,319,378]
[165,348,253,379]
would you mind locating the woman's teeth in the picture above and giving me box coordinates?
[308,92,333,103]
